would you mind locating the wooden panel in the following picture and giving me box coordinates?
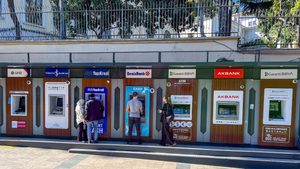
[82,78,111,139]
[6,78,33,136]
[123,79,153,139]
[258,80,296,147]
[43,78,71,137]
[167,79,198,142]
[210,79,245,144]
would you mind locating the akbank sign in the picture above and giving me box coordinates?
[126,69,152,78]
[261,69,298,79]
[45,68,69,78]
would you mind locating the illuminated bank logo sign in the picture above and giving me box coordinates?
[126,69,152,78]
[84,69,110,78]
[261,69,297,79]
[168,69,196,79]
[7,69,30,77]
[45,68,69,78]
[214,69,244,79]
[217,95,239,99]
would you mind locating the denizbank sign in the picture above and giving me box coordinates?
[126,69,152,78]
[169,69,196,79]
[261,69,298,79]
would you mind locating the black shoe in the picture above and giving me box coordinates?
[88,141,91,144]
[94,140,98,143]
[138,141,142,145]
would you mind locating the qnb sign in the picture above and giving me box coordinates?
[126,69,152,78]
[214,69,244,79]
[7,69,30,77]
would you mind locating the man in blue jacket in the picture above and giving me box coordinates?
[85,93,104,143]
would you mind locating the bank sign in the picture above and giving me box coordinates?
[261,69,298,79]
[7,69,30,77]
[84,69,110,78]
[126,69,152,78]
[214,69,244,79]
[168,69,196,79]
[45,68,69,78]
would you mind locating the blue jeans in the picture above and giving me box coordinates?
[87,120,99,142]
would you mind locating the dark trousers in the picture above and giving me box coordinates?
[78,122,87,142]
[128,117,141,143]
[161,120,174,145]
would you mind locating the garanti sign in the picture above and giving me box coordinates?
[214,69,244,79]
[261,69,298,79]
[168,69,196,79]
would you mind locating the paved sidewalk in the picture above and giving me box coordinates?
[0,146,235,169]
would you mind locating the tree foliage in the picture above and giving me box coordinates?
[49,0,227,39]
[241,0,300,48]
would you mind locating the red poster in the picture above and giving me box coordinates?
[17,121,26,128]
[214,69,244,79]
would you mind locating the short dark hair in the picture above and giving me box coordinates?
[132,92,138,97]
[90,93,95,98]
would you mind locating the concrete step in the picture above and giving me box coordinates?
[69,148,300,169]
[1,137,300,161]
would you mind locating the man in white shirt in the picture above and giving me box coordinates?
[126,91,143,144]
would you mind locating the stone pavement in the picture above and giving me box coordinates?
[0,145,236,169]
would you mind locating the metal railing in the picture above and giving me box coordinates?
[0,2,237,40]
[0,2,299,49]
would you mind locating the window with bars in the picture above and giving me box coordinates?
[25,0,43,26]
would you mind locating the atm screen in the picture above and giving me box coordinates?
[216,101,239,120]
[269,100,283,119]
[56,97,63,107]
[173,104,190,114]
[218,105,237,115]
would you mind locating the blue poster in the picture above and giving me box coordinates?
[125,86,150,137]
[45,68,69,78]
[84,87,108,135]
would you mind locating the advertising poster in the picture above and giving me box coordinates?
[262,126,290,143]
[170,95,193,120]
[84,87,108,135]
[125,86,150,137]
[170,121,193,141]
[45,82,69,129]
[213,90,244,125]
[263,88,293,126]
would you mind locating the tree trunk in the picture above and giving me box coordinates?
[7,0,21,40]
[218,0,232,36]
[198,3,206,37]
[298,24,300,48]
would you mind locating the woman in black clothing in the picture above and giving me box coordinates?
[159,96,176,146]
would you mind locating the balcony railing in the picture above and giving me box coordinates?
[0,2,299,49]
